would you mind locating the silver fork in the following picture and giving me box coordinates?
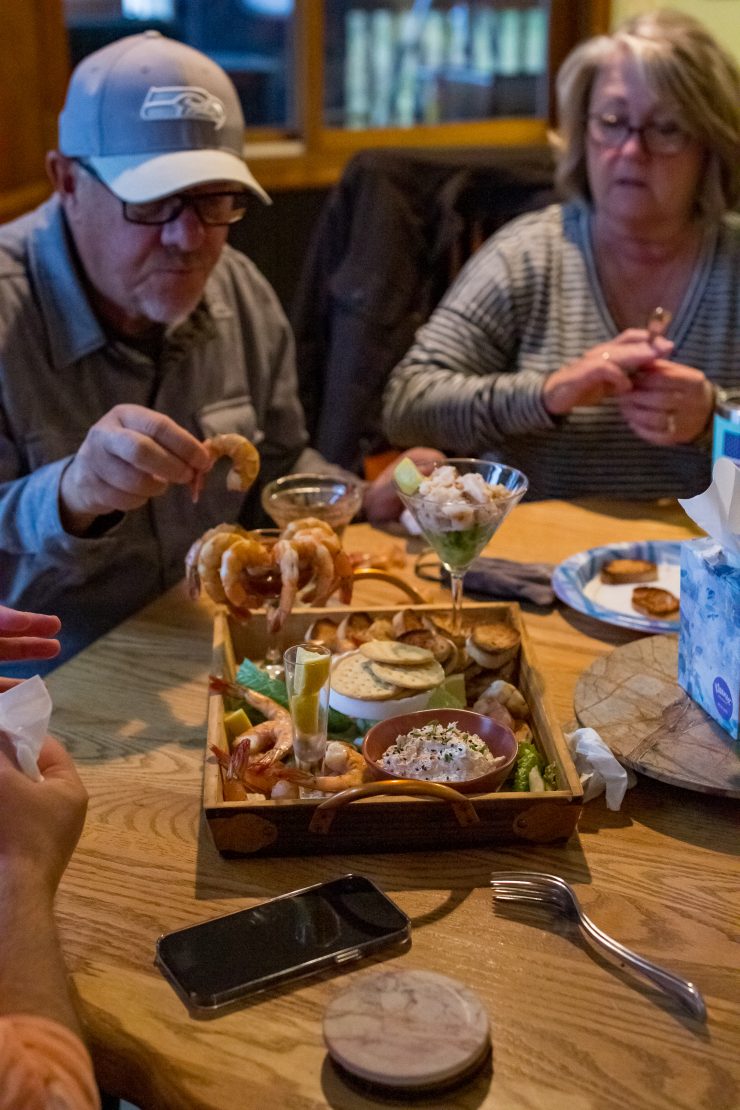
[491,872,707,1021]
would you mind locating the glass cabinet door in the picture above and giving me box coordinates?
[64,0,296,129]
[324,1,549,130]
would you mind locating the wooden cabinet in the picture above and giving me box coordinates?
[0,1,69,222]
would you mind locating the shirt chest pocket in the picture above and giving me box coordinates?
[196,397,264,447]
[24,429,84,470]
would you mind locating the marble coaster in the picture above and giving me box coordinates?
[323,969,490,1091]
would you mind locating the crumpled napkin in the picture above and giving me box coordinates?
[0,675,53,781]
[452,555,555,606]
[419,554,555,606]
[565,727,636,810]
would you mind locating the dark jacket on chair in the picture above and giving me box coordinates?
[291,145,555,472]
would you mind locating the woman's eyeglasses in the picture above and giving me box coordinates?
[77,161,251,225]
[587,113,691,155]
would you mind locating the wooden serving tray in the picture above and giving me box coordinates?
[203,603,584,856]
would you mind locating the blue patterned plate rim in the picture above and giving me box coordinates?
[551,540,682,633]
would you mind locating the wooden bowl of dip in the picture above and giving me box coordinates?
[362,708,518,795]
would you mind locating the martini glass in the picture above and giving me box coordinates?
[395,458,528,637]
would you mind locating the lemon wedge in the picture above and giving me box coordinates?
[294,645,331,695]
[291,692,320,735]
[224,708,251,737]
[393,456,423,495]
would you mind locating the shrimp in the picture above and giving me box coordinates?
[282,517,336,544]
[199,528,255,605]
[332,549,354,606]
[220,537,273,612]
[206,433,260,491]
[292,537,335,606]
[307,743,368,793]
[235,687,294,765]
[210,744,311,798]
[280,518,354,609]
[185,523,239,599]
[191,433,260,501]
[267,539,301,634]
[209,679,294,765]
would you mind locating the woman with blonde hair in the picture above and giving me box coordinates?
[383,10,740,499]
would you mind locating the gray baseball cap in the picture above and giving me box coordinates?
[58,31,270,204]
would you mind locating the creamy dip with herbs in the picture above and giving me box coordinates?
[379,720,502,782]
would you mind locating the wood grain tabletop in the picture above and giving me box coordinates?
[46,499,739,1110]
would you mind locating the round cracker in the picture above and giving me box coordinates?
[332,652,402,700]
[359,640,434,665]
[369,658,445,690]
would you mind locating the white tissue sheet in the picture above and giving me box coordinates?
[0,675,53,780]
[679,457,740,567]
[565,727,635,810]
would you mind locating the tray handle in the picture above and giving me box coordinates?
[351,568,426,604]
[309,779,480,834]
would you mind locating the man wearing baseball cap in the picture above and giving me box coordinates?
[0,31,438,674]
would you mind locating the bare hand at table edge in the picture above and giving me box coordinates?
[0,606,61,686]
[59,403,213,536]
[363,447,447,523]
[619,360,715,446]
[0,737,87,893]
[0,737,88,1031]
[543,330,674,415]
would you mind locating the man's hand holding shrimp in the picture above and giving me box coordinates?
[59,403,213,535]
[620,360,714,446]
[543,330,673,415]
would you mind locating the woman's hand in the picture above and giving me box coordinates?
[363,447,446,522]
[619,360,715,446]
[543,330,673,416]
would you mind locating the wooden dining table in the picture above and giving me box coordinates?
[47,498,739,1110]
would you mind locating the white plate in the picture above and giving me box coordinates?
[552,540,682,634]
[329,652,435,720]
[329,685,432,721]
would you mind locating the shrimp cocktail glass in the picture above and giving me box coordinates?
[261,474,363,538]
[394,457,528,637]
[283,643,332,796]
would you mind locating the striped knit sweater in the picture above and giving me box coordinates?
[382,202,740,500]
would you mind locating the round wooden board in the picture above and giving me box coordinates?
[574,635,740,797]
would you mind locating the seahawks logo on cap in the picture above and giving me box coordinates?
[140,86,226,129]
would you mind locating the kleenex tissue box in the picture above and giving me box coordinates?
[678,538,740,739]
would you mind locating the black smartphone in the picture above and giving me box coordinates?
[155,873,410,1014]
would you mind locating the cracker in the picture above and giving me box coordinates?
[359,640,434,665]
[332,652,402,700]
[368,658,445,690]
